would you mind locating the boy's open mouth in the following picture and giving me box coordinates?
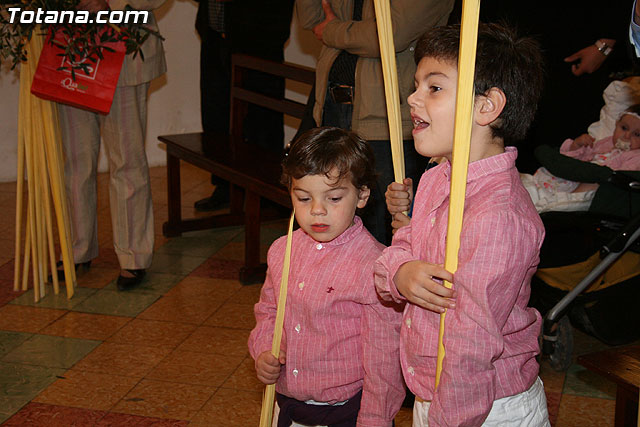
[311,224,329,232]
[412,115,429,130]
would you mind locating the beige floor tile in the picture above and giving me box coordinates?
[40,311,130,340]
[177,326,250,357]
[0,305,67,333]
[190,388,262,427]
[107,319,196,348]
[137,294,224,325]
[72,342,171,379]
[112,379,216,420]
[146,350,244,387]
[164,276,241,300]
[221,356,264,392]
[76,267,120,289]
[34,370,138,411]
[229,284,263,305]
[204,303,256,330]
[555,394,615,426]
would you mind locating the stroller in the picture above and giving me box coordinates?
[528,144,640,371]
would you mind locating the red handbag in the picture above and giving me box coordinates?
[31,29,126,115]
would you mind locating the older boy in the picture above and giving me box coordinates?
[375,24,549,426]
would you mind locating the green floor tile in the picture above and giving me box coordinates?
[0,396,32,424]
[2,334,101,369]
[10,286,97,310]
[0,362,65,409]
[156,227,243,257]
[148,253,208,275]
[562,363,616,400]
[0,331,33,358]
[72,289,161,317]
[103,272,184,295]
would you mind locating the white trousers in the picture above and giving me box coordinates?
[412,377,550,427]
[58,83,154,269]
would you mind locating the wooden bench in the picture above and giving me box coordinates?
[158,54,314,284]
[578,345,640,426]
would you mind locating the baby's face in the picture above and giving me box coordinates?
[612,113,640,151]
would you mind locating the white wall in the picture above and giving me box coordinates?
[0,2,320,182]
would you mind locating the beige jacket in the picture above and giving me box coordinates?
[296,0,453,140]
[109,0,167,86]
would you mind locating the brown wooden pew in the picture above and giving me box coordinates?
[158,54,314,284]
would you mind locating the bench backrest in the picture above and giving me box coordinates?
[230,54,315,152]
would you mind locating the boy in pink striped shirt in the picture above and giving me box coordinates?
[249,127,405,427]
[375,24,550,426]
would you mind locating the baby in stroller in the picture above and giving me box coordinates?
[522,104,640,213]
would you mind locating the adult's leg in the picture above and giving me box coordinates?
[58,103,101,264]
[101,83,154,270]
[199,26,232,204]
[364,139,419,245]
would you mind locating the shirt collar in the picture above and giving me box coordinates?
[442,146,518,183]
[301,215,364,248]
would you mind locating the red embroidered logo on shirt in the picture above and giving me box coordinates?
[327,287,335,293]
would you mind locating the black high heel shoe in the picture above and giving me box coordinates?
[49,260,91,283]
[117,269,146,291]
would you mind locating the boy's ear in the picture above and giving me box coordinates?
[475,87,506,126]
[357,186,370,209]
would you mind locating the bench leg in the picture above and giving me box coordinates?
[614,385,638,427]
[163,153,182,237]
[239,190,267,284]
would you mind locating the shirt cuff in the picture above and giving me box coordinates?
[374,251,414,304]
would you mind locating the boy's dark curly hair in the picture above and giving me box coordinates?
[415,22,545,144]
[282,126,376,192]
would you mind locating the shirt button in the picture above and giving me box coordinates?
[409,46,414,51]
[316,243,323,250]
[292,369,299,377]
[405,318,411,328]
[431,217,436,226]
[407,366,415,376]
[295,324,301,333]
[298,282,304,290]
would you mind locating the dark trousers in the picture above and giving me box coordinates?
[199,26,286,187]
[322,87,423,245]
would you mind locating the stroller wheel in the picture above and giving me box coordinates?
[548,315,573,372]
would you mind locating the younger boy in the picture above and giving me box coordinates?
[374,24,550,426]
[249,127,405,426]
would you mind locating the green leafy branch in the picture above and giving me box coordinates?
[0,0,163,77]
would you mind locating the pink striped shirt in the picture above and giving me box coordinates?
[375,148,545,426]
[249,217,405,426]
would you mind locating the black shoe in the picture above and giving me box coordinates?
[194,186,230,212]
[117,269,146,291]
[49,260,91,283]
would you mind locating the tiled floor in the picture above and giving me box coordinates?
[0,163,634,426]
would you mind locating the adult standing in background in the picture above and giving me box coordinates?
[57,0,166,290]
[452,0,630,173]
[296,0,454,245]
[194,0,295,211]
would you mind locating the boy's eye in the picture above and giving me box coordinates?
[430,85,441,93]
[296,197,310,202]
[329,197,342,202]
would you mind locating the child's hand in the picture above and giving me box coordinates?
[255,350,286,385]
[391,212,411,234]
[394,260,456,313]
[571,133,595,150]
[386,178,413,215]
